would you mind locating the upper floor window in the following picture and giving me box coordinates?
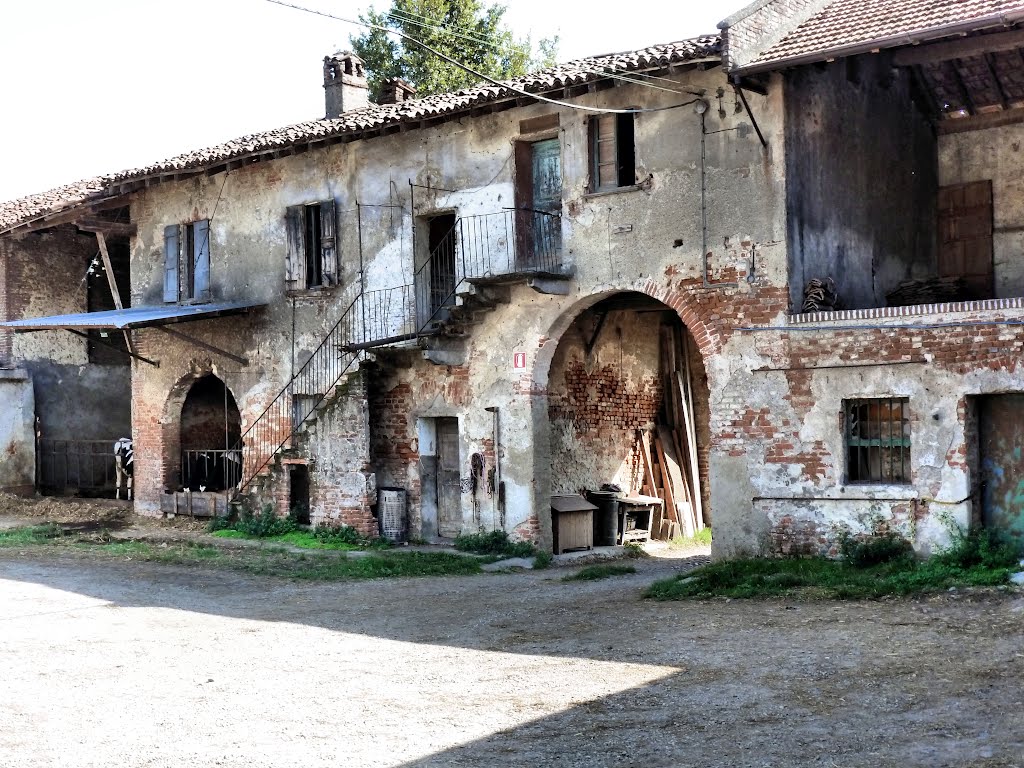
[589,113,635,192]
[286,200,338,290]
[845,398,911,484]
[163,220,210,304]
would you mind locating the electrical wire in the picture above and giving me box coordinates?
[263,0,702,114]
[381,4,709,95]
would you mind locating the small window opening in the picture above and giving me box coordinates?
[845,398,911,484]
[304,203,323,288]
[590,113,636,192]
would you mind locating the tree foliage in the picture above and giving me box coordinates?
[350,0,559,100]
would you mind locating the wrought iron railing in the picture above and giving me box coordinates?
[413,209,562,333]
[231,209,561,497]
[361,284,416,346]
[232,295,361,495]
[182,449,243,492]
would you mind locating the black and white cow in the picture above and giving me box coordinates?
[114,437,133,500]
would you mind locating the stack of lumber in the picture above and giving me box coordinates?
[636,324,705,540]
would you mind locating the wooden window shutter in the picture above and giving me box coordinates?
[163,224,180,303]
[192,219,211,302]
[591,115,618,191]
[284,205,306,289]
[319,198,338,286]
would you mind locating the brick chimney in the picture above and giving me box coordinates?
[378,77,417,105]
[324,52,369,117]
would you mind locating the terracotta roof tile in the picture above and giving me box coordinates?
[0,37,719,234]
[747,0,1024,70]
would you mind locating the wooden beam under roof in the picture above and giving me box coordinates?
[76,218,137,237]
[938,106,1024,134]
[893,28,1024,66]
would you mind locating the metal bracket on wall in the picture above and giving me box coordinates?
[153,326,248,366]
[64,329,159,367]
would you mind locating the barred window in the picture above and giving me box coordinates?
[845,398,911,484]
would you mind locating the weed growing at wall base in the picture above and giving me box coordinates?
[454,530,537,559]
[646,527,1019,600]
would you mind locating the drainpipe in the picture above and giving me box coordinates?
[485,406,502,529]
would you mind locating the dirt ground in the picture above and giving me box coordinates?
[1,500,1023,767]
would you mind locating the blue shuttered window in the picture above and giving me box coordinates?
[163,219,211,303]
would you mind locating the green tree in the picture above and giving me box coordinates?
[350,0,559,100]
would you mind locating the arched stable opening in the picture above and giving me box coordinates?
[179,374,242,492]
[545,291,711,546]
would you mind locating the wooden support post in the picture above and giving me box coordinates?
[95,231,135,360]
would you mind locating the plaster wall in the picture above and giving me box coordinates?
[0,369,34,494]
[939,123,1024,298]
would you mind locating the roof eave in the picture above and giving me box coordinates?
[731,9,1024,75]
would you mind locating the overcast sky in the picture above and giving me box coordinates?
[0,0,734,202]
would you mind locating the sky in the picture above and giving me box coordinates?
[0,0,735,202]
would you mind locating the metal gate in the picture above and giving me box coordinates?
[37,439,117,495]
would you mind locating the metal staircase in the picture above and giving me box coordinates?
[231,208,568,497]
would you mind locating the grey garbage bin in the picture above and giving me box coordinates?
[586,490,620,547]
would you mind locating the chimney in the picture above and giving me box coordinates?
[378,77,417,105]
[324,51,369,118]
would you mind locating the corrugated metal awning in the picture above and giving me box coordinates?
[1,300,265,331]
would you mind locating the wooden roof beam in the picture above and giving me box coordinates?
[894,28,1024,66]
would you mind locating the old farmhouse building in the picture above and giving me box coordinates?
[3,0,1024,557]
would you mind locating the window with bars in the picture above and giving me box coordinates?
[845,398,911,484]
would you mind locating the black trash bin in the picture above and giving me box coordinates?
[586,490,620,547]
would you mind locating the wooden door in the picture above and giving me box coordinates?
[530,138,561,264]
[978,395,1024,550]
[938,180,993,299]
[436,418,462,538]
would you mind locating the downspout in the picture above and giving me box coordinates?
[485,406,502,529]
[699,102,739,288]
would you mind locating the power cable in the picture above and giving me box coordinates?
[263,0,702,114]
[378,7,702,96]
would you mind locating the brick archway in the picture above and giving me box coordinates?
[160,364,239,493]
[526,283,714,550]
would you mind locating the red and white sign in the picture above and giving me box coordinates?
[513,352,527,369]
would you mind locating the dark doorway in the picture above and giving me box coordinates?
[978,394,1024,550]
[427,213,457,315]
[290,464,311,525]
[180,375,242,492]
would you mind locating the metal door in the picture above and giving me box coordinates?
[436,418,462,538]
[979,395,1024,549]
[529,138,561,266]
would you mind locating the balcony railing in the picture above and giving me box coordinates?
[413,208,563,334]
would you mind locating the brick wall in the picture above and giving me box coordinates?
[723,0,832,69]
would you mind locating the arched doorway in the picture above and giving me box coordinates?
[179,374,242,492]
[543,291,711,544]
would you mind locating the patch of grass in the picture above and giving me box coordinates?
[210,504,297,538]
[212,523,390,551]
[533,549,553,570]
[670,528,713,548]
[647,525,1020,601]
[0,523,63,547]
[0,524,480,581]
[564,564,637,582]
[228,550,482,580]
[211,529,249,539]
[454,530,537,559]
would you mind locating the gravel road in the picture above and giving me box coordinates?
[1,542,1023,767]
